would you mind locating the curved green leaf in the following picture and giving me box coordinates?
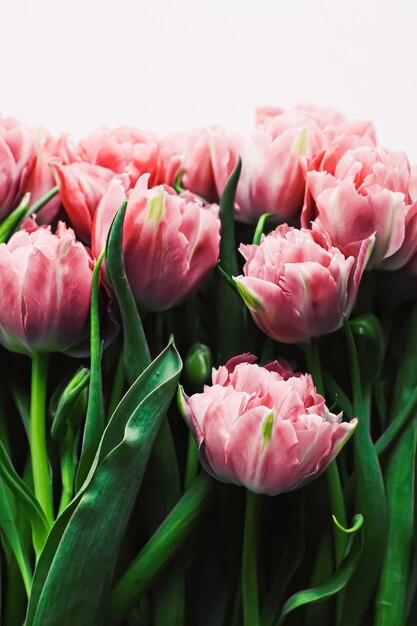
[75,249,105,490]
[217,159,247,361]
[276,522,364,626]
[105,200,150,381]
[253,213,274,245]
[26,341,182,626]
[0,443,48,555]
[50,368,90,440]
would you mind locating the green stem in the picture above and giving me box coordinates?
[242,490,260,626]
[184,433,199,491]
[107,472,214,625]
[375,386,417,456]
[30,353,53,524]
[304,340,347,565]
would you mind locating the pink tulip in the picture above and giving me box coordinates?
[210,111,325,223]
[160,128,218,201]
[303,146,411,268]
[179,354,357,495]
[0,220,93,354]
[234,225,373,343]
[77,125,161,187]
[50,160,115,243]
[256,103,376,142]
[92,175,220,311]
[0,115,37,219]
[24,132,75,224]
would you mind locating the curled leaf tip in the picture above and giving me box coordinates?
[332,513,364,534]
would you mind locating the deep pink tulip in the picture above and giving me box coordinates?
[77,125,161,187]
[303,146,411,268]
[0,115,37,219]
[24,132,75,224]
[0,221,93,354]
[92,175,221,311]
[234,225,373,343]
[179,354,357,495]
[160,128,218,202]
[50,160,115,243]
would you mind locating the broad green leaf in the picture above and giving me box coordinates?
[217,159,248,361]
[276,520,364,626]
[375,421,417,626]
[26,342,182,626]
[107,472,214,625]
[105,199,184,625]
[105,200,151,381]
[0,443,48,556]
[75,249,105,490]
[0,480,32,595]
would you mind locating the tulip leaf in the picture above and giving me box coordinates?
[50,367,90,441]
[275,521,364,626]
[107,472,215,625]
[0,480,32,596]
[105,198,185,624]
[26,341,182,626]
[105,200,151,381]
[375,420,417,626]
[75,249,105,491]
[349,314,385,383]
[0,442,49,555]
[0,193,31,243]
[217,158,248,361]
[253,213,274,245]
[341,319,388,626]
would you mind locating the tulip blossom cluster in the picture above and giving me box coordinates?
[0,103,415,626]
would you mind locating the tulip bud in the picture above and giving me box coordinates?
[185,343,212,388]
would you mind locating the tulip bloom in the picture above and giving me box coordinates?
[179,354,357,495]
[24,132,74,224]
[211,111,325,223]
[303,146,412,268]
[77,125,161,187]
[0,115,37,219]
[0,221,93,354]
[160,128,219,202]
[234,225,373,343]
[93,175,220,311]
[50,160,115,243]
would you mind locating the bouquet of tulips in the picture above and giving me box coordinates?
[0,103,416,626]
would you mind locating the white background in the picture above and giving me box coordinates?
[1,0,417,159]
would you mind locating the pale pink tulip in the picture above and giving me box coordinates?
[92,175,220,311]
[50,160,115,243]
[179,354,357,495]
[234,225,373,343]
[303,146,412,268]
[77,126,161,187]
[0,221,93,354]
[0,115,37,219]
[211,112,325,223]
